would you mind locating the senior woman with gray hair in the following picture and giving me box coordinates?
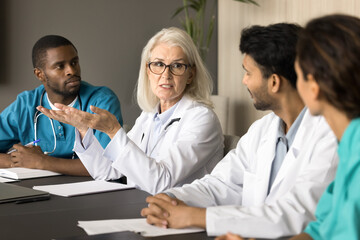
[37,27,224,195]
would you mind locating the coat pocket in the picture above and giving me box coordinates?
[243,169,269,207]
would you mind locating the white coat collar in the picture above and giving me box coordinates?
[153,95,197,130]
[253,114,281,203]
[169,95,197,118]
[139,95,197,152]
[248,108,314,204]
[268,108,318,194]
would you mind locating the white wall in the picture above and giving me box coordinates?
[218,0,360,136]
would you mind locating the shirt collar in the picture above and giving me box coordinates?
[286,107,306,147]
[46,93,78,110]
[153,101,179,125]
[276,107,307,148]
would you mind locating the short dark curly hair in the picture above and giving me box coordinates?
[32,35,77,68]
[240,23,302,89]
[297,14,360,119]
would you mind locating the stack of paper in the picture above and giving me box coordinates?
[0,167,61,180]
[78,218,204,237]
[33,180,134,197]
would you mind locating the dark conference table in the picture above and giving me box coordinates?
[0,175,214,240]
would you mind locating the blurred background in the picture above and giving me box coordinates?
[1,0,359,136]
[0,0,218,131]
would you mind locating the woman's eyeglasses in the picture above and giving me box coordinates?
[148,62,191,76]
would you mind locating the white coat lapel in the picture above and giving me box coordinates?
[139,114,153,152]
[155,95,193,143]
[168,95,193,120]
[242,116,280,206]
[268,110,315,196]
[144,96,193,155]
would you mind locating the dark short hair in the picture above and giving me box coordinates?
[32,35,77,68]
[297,14,360,119]
[240,23,301,89]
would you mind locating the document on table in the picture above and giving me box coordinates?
[33,180,134,197]
[0,167,61,180]
[0,176,17,183]
[77,218,204,237]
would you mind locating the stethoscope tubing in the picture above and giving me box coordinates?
[144,117,181,156]
[33,90,81,157]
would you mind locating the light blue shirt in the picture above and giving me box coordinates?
[268,107,306,193]
[146,102,179,157]
[0,81,123,158]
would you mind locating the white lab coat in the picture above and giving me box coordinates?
[75,95,224,195]
[166,109,338,238]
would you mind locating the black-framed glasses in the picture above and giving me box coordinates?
[148,61,191,76]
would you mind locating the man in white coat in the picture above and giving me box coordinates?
[141,23,339,238]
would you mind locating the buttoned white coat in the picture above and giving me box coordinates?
[166,109,338,238]
[75,95,224,195]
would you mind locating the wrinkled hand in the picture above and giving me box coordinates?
[215,233,255,240]
[37,104,121,139]
[141,194,205,229]
[9,144,46,169]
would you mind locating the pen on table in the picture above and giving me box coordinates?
[135,231,145,235]
[7,139,41,154]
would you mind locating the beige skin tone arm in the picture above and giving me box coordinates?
[288,233,313,240]
[0,153,13,168]
[36,104,121,140]
[215,233,256,240]
[141,194,206,229]
[142,194,311,239]
[0,144,89,176]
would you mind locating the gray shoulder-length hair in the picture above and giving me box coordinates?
[136,27,213,112]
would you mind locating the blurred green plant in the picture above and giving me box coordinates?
[172,0,259,60]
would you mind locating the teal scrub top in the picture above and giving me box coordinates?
[305,118,360,239]
[0,81,123,158]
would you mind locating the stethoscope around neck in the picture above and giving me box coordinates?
[33,90,81,156]
[142,117,181,156]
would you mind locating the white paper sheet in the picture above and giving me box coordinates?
[0,176,17,183]
[78,218,204,237]
[0,167,60,180]
[33,180,134,197]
